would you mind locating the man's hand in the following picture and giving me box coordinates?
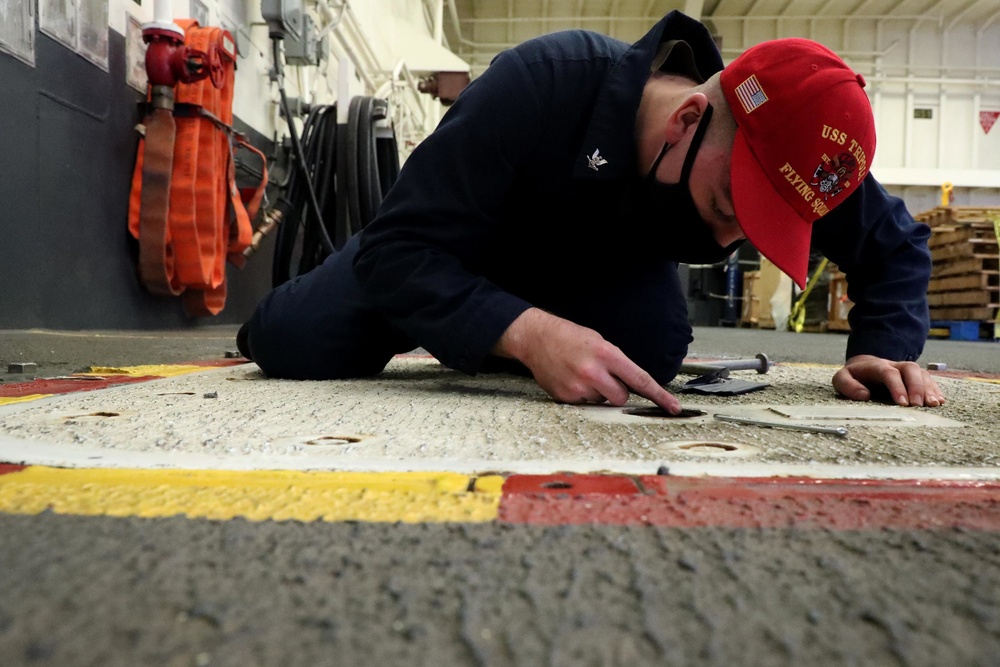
[832,354,946,407]
[493,308,682,414]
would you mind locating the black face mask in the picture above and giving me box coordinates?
[635,104,743,264]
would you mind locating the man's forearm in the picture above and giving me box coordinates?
[492,307,548,362]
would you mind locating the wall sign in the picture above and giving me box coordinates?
[980,111,1000,135]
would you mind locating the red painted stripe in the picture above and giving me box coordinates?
[0,464,27,476]
[931,369,1000,382]
[0,375,158,398]
[503,474,640,495]
[499,475,1000,530]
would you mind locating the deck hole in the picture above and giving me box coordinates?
[66,411,120,419]
[158,392,196,396]
[541,481,573,489]
[623,407,707,419]
[305,435,364,446]
[678,442,739,452]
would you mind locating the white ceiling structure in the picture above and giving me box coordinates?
[440,0,1000,77]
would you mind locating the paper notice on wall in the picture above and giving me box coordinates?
[981,111,1000,135]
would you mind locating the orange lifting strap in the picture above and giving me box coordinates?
[128,20,267,316]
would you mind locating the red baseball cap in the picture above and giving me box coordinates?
[721,38,876,288]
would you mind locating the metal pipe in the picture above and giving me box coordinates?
[679,354,772,376]
[153,0,172,25]
[432,0,444,44]
[147,0,183,36]
[315,0,347,40]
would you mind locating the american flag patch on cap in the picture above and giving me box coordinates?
[734,74,768,114]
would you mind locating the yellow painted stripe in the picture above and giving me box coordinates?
[473,475,506,494]
[0,468,503,523]
[82,364,208,378]
[0,394,53,406]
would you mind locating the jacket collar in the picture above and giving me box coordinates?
[573,10,725,180]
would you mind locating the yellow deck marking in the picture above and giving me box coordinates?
[967,377,1000,385]
[0,394,53,406]
[0,468,503,523]
[82,364,208,378]
[473,475,506,494]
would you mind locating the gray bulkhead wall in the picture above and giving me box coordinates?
[0,31,275,330]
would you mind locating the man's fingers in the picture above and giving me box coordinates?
[832,366,871,401]
[607,355,681,414]
[871,366,909,406]
[594,374,631,407]
[898,363,926,407]
[925,375,946,407]
[839,356,949,408]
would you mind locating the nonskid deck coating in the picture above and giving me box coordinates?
[0,356,996,472]
[1,359,999,537]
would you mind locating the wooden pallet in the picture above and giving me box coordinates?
[920,206,1000,326]
[933,257,1000,277]
[917,206,1000,227]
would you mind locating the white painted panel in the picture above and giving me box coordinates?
[873,168,1000,189]
[0,0,35,65]
[844,17,876,55]
[79,0,109,69]
[111,0,150,34]
[124,12,147,92]
[190,0,209,26]
[910,23,943,74]
[218,0,250,53]
[36,0,109,69]
[874,91,907,170]
[40,0,78,51]
[909,96,940,169]
[230,18,280,138]
[941,92,974,171]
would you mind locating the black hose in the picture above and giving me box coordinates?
[346,95,393,234]
[345,96,365,241]
[271,38,334,255]
[267,72,400,286]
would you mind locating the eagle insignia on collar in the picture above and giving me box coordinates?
[586,149,608,172]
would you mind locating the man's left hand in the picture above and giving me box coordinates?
[832,354,946,407]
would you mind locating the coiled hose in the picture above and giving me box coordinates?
[268,42,399,287]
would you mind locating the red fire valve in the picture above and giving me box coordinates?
[143,25,218,88]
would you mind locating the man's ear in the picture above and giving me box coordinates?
[664,92,709,145]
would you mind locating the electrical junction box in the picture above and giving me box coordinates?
[261,0,303,40]
[284,12,320,66]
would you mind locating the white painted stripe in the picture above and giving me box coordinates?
[1,433,999,481]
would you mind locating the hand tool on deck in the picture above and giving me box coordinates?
[713,414,849,437]
[678,353,772,376]
[677,354,772,395]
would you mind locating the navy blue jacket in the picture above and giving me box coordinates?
[354,10,931,374]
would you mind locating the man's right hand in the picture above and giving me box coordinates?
[492,308,681,414]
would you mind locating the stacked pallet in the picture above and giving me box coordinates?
[919,207,1000,330]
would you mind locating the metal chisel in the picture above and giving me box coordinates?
[713,414,849,437]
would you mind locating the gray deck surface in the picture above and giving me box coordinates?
[0,326,998,666]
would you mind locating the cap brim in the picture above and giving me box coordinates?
[730,130,812,289]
